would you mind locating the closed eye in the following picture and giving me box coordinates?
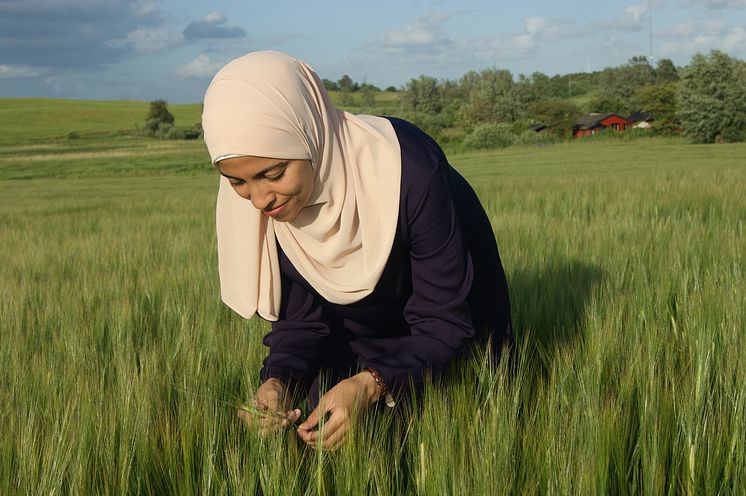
[264,169,286,181]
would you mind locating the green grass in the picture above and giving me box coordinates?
[0,98,202,145]
[0,101,744,494]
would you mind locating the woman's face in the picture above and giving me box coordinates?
[217,155,314,222]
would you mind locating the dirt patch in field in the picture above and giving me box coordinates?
[0,144,60,152]
[0,144,182,162]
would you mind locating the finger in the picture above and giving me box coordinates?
[258,415,284,429]
[257,417,286,436]
[238,408,281,430]
[319,425,349,451]
[254,398,286,416]
[301,420,349,450]
[237,409,254,425]
[298,405,322,431]
[280,410,301,429]
[317,410,346,442]
[299,409,345,447]
[286,408,302,423]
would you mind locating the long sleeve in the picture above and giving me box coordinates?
[352,160,475,393]
[259,267,330,392]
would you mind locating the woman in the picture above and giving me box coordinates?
[202,51,511,451]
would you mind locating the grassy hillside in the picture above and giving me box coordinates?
[0,98,203,145]
[0,94,401,146]
[1,99,744,494]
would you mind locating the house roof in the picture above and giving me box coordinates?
[628,111,655,122]
[574,113,631,130]
[529,123,547,132]
[575,113,614,130]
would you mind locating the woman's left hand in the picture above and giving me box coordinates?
[296,372,379,451]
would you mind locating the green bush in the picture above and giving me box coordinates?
[463,123,515,150]
[66,131,80,139]
[621,128,651,141]
[514,129,558,146]
[398,111,455,142]
[154,122,176,139]
[164,126,186,140]
[139,118,161,137]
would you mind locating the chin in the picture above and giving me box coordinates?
[274,208,297,223]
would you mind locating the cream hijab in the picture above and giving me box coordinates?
[202,51,401,321]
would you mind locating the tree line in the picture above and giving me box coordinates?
[143,50,745,148]
[326,50,745,148]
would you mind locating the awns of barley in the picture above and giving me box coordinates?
[1,138,744,494]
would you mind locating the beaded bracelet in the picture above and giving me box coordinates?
[364,367,396,408]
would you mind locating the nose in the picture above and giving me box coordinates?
[235,182,276,211]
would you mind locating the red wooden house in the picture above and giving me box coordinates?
[573,113,633,138]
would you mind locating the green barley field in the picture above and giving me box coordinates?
[1,99,744,494]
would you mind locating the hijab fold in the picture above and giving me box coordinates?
[202,51,401,321]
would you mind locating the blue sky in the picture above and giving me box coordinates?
[1,0,745,103]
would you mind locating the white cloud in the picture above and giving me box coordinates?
[669,23,696,37]
[0,64,49,79]
[661,25,746,55]
[175,54,225,78]
[204,11,224,24]
[704,18,728,33]
[524,17,580,40]
[701,0,746,8]
[625,3,648,24]
[372,12,556,64]
[107,28,183,54]
[590,0,665,32]
[132,0,166,22]
[182,11,245,40]
[376,12,452,52]
[0,0,174,68]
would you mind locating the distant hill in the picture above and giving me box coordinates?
[0,98,203,145]
[0,94,402,146]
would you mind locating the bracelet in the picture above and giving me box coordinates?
[364,367,387,397]
[364,368,396,408]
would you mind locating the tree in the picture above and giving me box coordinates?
[337,75,359,92]
[595,57,657,112]
[147,99,174,125]
[527,71,553,101]
[142,99,176,137]
[360,85,376,108]
[677,50,746,143]
[460,68,527,124]
[655,58,678,83]
[586,93,628,114]
[632,82,679,131]
[529,98,582,137]
[322,78,339,91]
[624,56,656,88]
[338,87,354,107]
[402,75,443,114]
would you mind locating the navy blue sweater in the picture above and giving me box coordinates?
[260,118,511,394]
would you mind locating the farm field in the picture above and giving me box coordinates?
[0,100,744,494]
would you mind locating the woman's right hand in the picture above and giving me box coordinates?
[238,378,302,435]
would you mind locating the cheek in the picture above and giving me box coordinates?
[282,179,306,198]
[287,169,314,201]
[299,175,314,204]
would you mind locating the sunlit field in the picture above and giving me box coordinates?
[1,100,744,494]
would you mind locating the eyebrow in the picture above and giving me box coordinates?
[218,161,287,181]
